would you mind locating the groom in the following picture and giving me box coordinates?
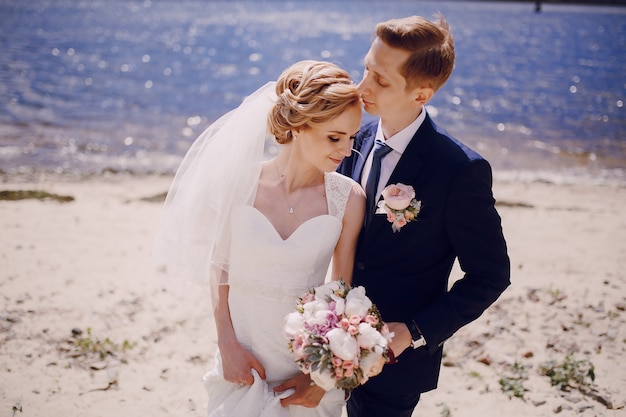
[338,15,510,416]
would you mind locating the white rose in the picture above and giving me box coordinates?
[310,366,337,391]
[345,286,372,318]
[330,294,345,316]
[308,309,333,327]
[326,328,359,361]
[302,299,330,321]
[359,351,386,377]
[356,323,387,350]
[284,312,305,338]
[315,281,341,300]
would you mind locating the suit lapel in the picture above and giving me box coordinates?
[353,134,375,184]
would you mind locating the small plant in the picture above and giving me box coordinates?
[499,361,528,400]
[12,402,23,416]
[440,403,452,417]
[468,370,481,379]
[70,327,135,362]
[547,287,567,304]
[540,354,595,391]
[0,189,74,202]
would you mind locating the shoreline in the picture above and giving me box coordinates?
[1,174,625,416]
[2,154,626,188]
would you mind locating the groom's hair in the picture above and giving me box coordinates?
[375,14,455,92]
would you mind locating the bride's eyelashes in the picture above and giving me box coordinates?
[328,134,357,143]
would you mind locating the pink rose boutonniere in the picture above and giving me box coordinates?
[376,183,422,232]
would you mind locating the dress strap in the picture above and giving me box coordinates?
[324,172,354,222]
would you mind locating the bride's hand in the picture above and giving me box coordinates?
[219,340,266,385]
[274,373,325,408]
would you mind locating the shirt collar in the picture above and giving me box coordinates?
[374,107,427,154]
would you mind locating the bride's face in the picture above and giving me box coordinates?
[296,104,362,172]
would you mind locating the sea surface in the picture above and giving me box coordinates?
[1,0,625,184]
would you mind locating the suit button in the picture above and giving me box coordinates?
[356,262,365,271]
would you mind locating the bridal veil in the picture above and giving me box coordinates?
[153,82,277,304]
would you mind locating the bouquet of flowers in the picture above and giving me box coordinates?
[284,279,393,391]
[376,183,422,232]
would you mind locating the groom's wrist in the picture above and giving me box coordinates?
[406,320,426,349]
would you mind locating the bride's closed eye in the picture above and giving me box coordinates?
[329,134,357,143]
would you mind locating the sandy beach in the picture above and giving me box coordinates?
[1,174,624,417]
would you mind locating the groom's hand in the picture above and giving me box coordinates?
[274,374,325,408]
[387,322,412,358]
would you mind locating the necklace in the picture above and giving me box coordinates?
[273,160,320,215]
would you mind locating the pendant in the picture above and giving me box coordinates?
[289,207,294,214]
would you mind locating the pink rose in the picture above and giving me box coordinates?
[381,183,415,210]
[342,360,356,377]
[391,215,407,232]
[301,292,315,304]
[292,333,308,360]
[364,314,379,326]
[339,318,351,331]
[394,217,407,229]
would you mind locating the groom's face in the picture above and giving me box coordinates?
[357,38,422,124]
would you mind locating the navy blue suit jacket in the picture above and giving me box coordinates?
[338,115,510,394]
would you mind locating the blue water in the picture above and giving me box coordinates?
[1,0,625,184]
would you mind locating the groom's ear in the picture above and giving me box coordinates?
[413,87,434,107]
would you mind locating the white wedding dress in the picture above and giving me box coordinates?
[203,171,353,417]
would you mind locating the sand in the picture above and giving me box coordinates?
[1,174,624,417]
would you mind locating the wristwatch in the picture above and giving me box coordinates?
[407,320,426,349]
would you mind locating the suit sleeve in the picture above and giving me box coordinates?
[415,159,510,354]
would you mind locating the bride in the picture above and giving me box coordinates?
[154,61,365,416]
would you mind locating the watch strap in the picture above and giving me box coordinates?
[407,320,426,348]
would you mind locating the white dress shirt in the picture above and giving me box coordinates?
[361,108,427,202]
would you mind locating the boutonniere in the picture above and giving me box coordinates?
[375,183,422,233]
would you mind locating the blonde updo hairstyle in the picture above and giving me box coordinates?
[268,60,360,145]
